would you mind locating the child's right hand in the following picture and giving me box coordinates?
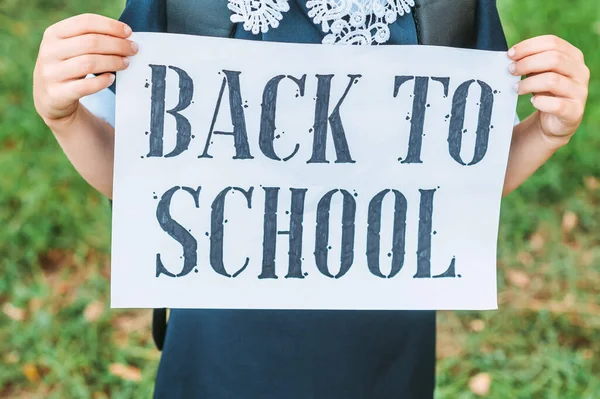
[33,14,137,129]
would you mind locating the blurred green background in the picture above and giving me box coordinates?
[0,0,598,397]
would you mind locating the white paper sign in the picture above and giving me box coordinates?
[111,32,519,310]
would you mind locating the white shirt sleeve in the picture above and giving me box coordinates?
[79,82,116,128]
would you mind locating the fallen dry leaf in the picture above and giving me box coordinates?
[113,311,152,333]
[581,251,594,267]
[529,232,545,252]
[2,303,25,321]
[469,372,492,396]
[563,293,575,307]
[561,211,578,234]
[28,298,43,314]
[54,282,70,296]
[436,312,467,359]
[516,251,534,267]
[22,364,41,384]
[109,363,142,382]
[506,269,530,288]
[470,319,485,332]
[39,248,72,274]
[112,311,153,348]
[584,176,599,190]
[84,301,105,322]
[5,351,20,364]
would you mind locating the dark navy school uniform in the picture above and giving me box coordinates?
[110,1,508,398]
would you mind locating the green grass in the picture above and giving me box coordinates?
[0,0,599,397]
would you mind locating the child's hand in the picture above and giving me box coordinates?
[508,35,590,146]
[33,14,138,128]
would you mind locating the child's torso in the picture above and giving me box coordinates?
[117,1,507,397]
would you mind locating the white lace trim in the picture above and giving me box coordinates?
[227,0,414,45]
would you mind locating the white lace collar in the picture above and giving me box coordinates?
[228,0,415,45]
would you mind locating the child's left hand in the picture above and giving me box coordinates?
[508,35,590,146]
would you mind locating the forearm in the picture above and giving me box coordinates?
[502,111,567,197]
[47,104,115,199]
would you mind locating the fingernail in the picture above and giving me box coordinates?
[124,24,132,36]
[514,82,520,94]
[123,57,130,67]
[508,47,516,58]
[109,74,116,83]
[530,96,535,104]
[508,63,516,74]
[131,41,139,53]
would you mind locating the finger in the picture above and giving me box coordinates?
[510,50,588,84]
[52,54,129,81]
[516,72,587,100]
[508,35,584,61]
[531,95,583,124]
[49,34,138,60]
[61,73,116,102]
[45,14,131,40]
